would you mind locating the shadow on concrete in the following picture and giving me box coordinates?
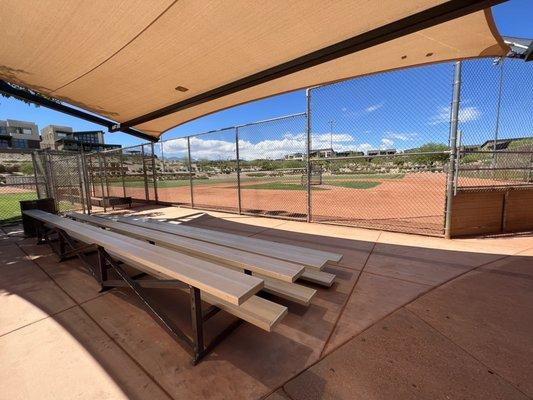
[1,209,532,399]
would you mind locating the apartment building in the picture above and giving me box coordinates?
[0,119,41,149]
[40,125,121,151]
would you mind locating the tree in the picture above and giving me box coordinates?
[408,143,449,165]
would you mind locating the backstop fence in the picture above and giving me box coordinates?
[1,57,531,236]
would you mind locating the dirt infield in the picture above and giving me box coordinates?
[99,173,447,235]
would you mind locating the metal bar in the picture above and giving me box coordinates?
[189,286,205,364]
[187,136,194,207]
[305,89,312,223]
[97,154,107,212]
[235,127,242,214]
[0,80,156,142]
[99,248,194,348]
[141,145,150,201]
[76,155,86,214]
[47,151,58,210]
[444,61,462,239]
[115,0,505,129]
[30,152,43,199]
[119,150,127,198]
[151,143,159,203]
[202,305,221,322]
[102,279,189,289]
[102,152,110,201]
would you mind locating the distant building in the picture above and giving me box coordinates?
[285,152,304,161]
[335,150,365,157]
[0,119,41,149]
[479,137,533,151]
[310,148,335,158]
[367,149,396,156]
[40,125,121,151]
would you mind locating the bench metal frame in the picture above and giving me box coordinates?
[35,221,243,365]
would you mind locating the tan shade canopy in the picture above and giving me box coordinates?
[0,1,507,139]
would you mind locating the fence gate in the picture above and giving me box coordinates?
[32,150,90,214]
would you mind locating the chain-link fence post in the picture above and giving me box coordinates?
[235,127,242,214]
[80,150,92,214]
[187,136,194,207]
[76,154,86,213]
[306,88,312,223]
[119,149,126,198]
[151,142,159,203]
[444,61,462,239]
[141,145,149,201]
[97,153,107,212]
[102,152,110,200]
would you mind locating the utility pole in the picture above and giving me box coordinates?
[329,120,335,152]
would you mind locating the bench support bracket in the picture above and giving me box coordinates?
[34,220,242,365]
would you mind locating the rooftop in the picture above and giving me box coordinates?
[1,205,531,399]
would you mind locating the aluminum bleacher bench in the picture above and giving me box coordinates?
[68,212,318,305]
[99,213,339,287]
[23,210,287,364]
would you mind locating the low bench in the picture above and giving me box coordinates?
[101,214,338,287]
[23,210,287,364]
[105,214,343,269]
[91,196,132,209]
[68,212,317,305]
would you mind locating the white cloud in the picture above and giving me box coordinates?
[383,132,419,141]
[429,106,481,125]
[365,103,384,113]
[380,138,394,149]
[160,131,374,160]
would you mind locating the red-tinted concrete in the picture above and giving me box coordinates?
[1,207,532,399]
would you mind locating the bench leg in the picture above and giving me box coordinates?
[96,247,110,291]
[190,286,205,365]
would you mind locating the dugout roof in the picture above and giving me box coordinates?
[0,1,508,141]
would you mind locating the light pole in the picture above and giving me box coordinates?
[328,120,335,152]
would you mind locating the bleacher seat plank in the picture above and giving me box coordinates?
[103,214,343,269]
[254,274,316,306]
[24,210,262,306]
[68,212,304,283]
[106,247,287,332]
[300,268,336,287]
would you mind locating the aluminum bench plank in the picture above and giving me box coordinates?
[24,210,262,306]
[68,212,304,283]
[105,214,343,269]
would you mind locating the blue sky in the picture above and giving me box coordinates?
[1,0,532,158]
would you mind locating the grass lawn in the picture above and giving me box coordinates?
[0,192,38,224]
[240,182,326,191]
[326,181,381,189]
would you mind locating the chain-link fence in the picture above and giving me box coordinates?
[15,56,529,236]
[0,149,39,224]
[308,61,455,235]
[457,58,533,188]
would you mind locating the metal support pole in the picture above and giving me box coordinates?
[189,286,205,364]
[141,145,149,201]
[305,89,312,223]
[151,143,159,203]
[31,152,43,199]
[47,151,59,210]
[76,154,86,214]
[102,153,110,199]
[187,136,195,207]
[81,152,92,214]
[235,127,242,214]
[119,150,126,198]
[444,61,462,239]
[97,154,107,212]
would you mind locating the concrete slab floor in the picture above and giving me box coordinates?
[1,209,532,400]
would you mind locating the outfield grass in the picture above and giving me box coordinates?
[0,192,38,224]
[325,181,381,189]
[240,182,326,191]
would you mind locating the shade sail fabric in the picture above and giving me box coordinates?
[0,1,507,139]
